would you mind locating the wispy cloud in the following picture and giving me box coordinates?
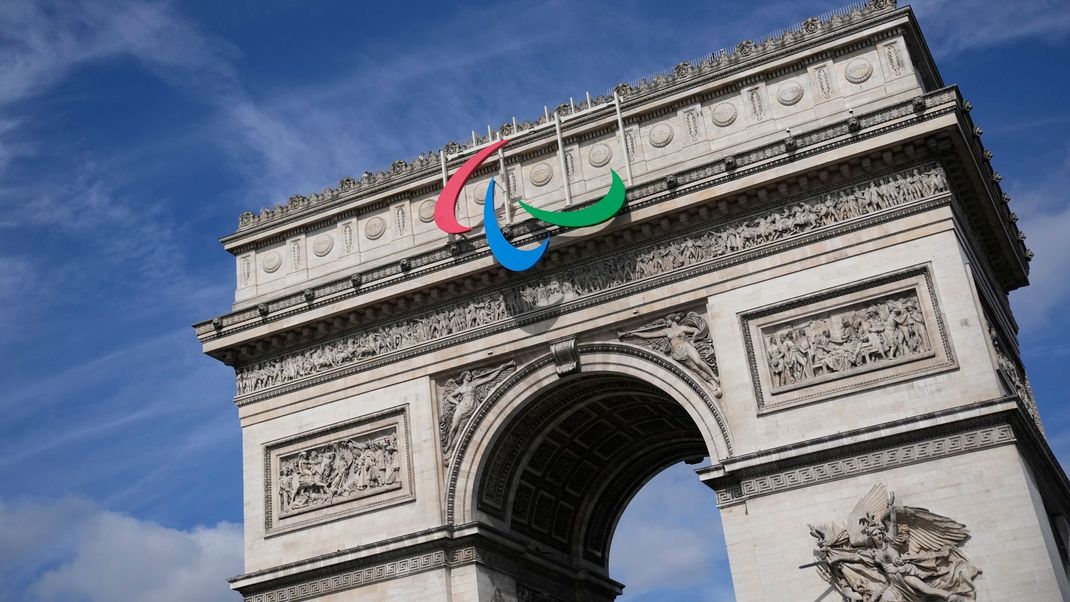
[1009,146,1070,332]
[0,496,241,602]
[911,0,1070,57]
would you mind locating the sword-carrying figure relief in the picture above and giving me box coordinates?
[619,311,722,397]
[808,483,981,601]
[439,360,517,462]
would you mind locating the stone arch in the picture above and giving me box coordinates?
[446,343,733,569]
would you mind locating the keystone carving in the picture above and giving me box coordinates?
[809,482,980,601]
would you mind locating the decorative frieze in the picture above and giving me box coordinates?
[264,406,413,534]
[715,424,1014,506]
[234,165,949,397]
[741,265,954,412]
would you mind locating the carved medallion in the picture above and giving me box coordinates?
[529,162,554,187]
[588,143,613,168]
[262,250,282,273]
[776,80,805,106]
[845,57,874,84]
[711,101,738,127]
[312,234,334,257]
[418,200,436,223]
[364,217,387,240]
[649,123,675,148]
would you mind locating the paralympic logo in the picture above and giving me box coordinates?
[434,139,626,271]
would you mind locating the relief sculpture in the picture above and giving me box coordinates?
[764,291,931,390]
[277,428,401,516]
[236,165,948,396]
[808,483,980,601]
[439,360,517,461]
[619,311,722,397]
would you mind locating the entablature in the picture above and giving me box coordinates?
[214,3,948,312]
[197,87,1029,383]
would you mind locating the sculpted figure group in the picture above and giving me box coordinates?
[809,483,980,601]
[766,292,932,388]
[236,165,948,395]
[278,431,401,515]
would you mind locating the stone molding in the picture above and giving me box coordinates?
[239,540,513,602]
[446,342,732,524]
[713,423,1015,507]
[233,164,951,402]
[232,0,902,234]
[740,265,955,412]
[262,406,414,535]
[197,88,966,342]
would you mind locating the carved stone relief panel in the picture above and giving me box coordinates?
[810,61,836,101]
[680,104,705,143]
[264,405,414,534]
[745,85,767,122]
[741,266,955,412]
[238,252,255,287]
[287,236,305,272]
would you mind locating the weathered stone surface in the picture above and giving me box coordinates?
[198,4,1066,602]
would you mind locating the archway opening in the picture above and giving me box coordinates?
[474,372,726,599]
[610,461,734,601]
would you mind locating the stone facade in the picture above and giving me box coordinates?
[197,2,1069,601]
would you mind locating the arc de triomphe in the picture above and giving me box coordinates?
[196,2,1070,599]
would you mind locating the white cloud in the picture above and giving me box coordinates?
[0,497,241,602]
[1009,147,1070,332]
[911,0,1070,57]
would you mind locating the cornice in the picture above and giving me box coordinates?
[701,395,1070,517]
[196,88,963,343]
[224,0,907,240]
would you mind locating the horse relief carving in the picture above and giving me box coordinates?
[277,428,402,516]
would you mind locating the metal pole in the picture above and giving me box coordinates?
[554,113,573,206]
[614,93,633,186]
[440,150,448,186]
[498,146,512,224]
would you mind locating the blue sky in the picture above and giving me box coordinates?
[0,1,1068,600]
